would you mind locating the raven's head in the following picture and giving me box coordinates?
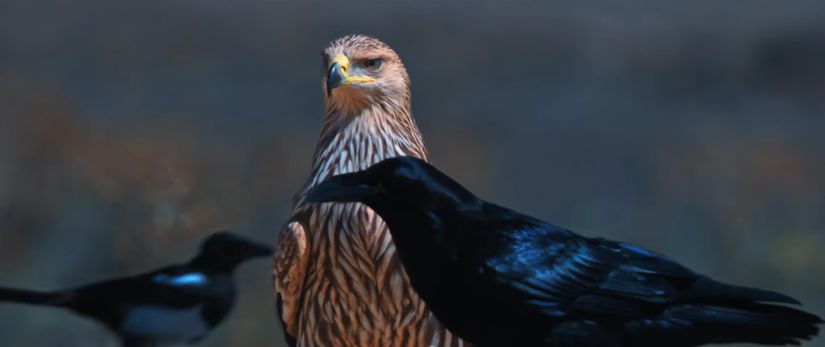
[307,156,476,224]
[307,157,480,303]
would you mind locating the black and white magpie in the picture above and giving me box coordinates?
[0,231,273,347]
[307,156,822,347]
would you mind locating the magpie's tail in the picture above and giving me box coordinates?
[0,286,70,307]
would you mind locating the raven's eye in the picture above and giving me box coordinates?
[362,58,383,72]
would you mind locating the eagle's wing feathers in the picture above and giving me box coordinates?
[273,220,309,345]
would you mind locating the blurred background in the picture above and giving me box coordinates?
[0,0,824,346]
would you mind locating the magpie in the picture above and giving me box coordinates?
[0,231,272,347]
[306,156,823,347]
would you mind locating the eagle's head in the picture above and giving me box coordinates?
[322,35,410,114]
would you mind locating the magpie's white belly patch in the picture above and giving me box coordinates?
[120,305,209,342]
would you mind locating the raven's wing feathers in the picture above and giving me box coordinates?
[479,214,820,345]
[484,223,685,315]
[484,216,797,319]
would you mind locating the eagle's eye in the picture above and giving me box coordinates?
[362,58,383,72]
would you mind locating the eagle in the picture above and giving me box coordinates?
[272,35,469,347]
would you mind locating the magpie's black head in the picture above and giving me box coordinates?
[307,156,476,216]
[193,231,272,272]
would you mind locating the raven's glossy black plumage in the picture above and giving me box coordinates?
[0,231,272,347]
[307,156,822,347]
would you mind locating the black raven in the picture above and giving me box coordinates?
[0,231,272,347]
[307,156,822,347]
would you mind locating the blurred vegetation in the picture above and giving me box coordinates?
[0,0,824,346]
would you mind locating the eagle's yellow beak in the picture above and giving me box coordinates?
[327,55,376,95]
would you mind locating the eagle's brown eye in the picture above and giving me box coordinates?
[362,58,383,72]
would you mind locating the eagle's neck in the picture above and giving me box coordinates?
[303,103,428,193]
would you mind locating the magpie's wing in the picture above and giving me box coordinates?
[144,266,216,303]
[59,265,212,327]
[72,265,212,309]
[273,219,309,347]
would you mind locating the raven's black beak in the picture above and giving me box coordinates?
[326,62,345,96]
[307,172,378,204]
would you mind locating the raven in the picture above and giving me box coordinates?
[307,156,822,347]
